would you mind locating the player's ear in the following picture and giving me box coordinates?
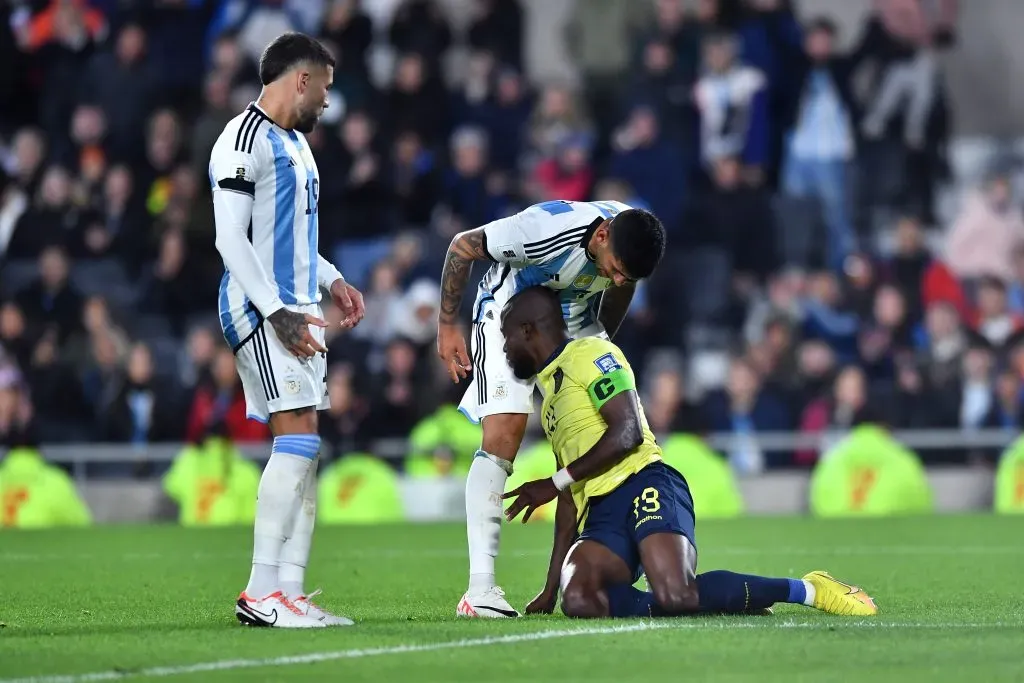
[297,69,309,93]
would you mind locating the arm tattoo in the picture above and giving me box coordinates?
[598,283,636,340]
[438,229,488,325]
[268,309,309,353]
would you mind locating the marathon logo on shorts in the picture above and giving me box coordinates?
[635,514,664,530]
[594,353,621,374]
[493,383,508,400]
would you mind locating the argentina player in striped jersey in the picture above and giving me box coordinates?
[210,33,366,628]
[436,199,666,617]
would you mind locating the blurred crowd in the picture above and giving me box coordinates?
[4,0,1022,472]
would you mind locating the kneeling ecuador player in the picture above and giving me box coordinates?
[501,288,879,618]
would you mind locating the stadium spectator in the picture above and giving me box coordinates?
[957,344,999,431]
[100,342,179,444]
[81,22,155,160]
[628,36,695,144]
[391,130,440,228]
[705,356,791,472]
[565,0,649,142]
[8,165,79,259]
[609,105,687,232]
[885,215,931,323]
[693,31,769,178]
[858,283,912,383]
[478,67,531,172]
[388,0,452,71]
[801,270,859,362]
[363,337,425,439]
[780,17,856,272]
[186,346,269,444]
[467,0,524,71]
[441,125,507,231]
[797,364,870,463]
[320,0,374,84]
[920,300,967,394]
[15,245,82,345]
[386,52,449,150]
[319,363,368,459]
[973,276,1024,352]
[527,84,594,163]
[528,132,594,203]
[946,171,1024,284]
[328,110,394,289]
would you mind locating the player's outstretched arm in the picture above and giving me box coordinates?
[524,490,578,615]
[597,282,636,339]
[437,227,491,382]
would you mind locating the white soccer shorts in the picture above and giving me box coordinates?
[234,303,330,423]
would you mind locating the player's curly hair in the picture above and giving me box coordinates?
[609,208,666,280]
[259,33,335,85]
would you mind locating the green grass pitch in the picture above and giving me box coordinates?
[1,516,1023,682]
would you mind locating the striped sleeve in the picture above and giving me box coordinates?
[481,204,588,265]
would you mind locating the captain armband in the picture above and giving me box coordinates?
[586,368,634,409]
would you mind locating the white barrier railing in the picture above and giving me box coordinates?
[16,427,1020,481]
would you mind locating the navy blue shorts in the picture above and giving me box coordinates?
[578,461,696,583]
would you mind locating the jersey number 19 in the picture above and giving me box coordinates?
[305,178,319,215]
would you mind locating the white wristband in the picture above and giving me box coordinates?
[551,467,575,492]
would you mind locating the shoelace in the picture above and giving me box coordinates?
[296,588,326,613]
[277,594,305,616]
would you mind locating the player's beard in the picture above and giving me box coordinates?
[294,109,320,134]
[509,355,536,381]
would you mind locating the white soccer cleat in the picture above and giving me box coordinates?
[291,589,355,626]
[235,591,326,628]
[456,586,520,618]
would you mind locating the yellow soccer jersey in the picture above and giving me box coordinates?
[536,336,662,521]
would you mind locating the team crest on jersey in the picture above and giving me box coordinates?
[594,353,621,374]
[283,374,303,395]
[572,274,596,289]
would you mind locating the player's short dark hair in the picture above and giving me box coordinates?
[259,33,335,86]
[609,208,666,280]
[504,287,567,332]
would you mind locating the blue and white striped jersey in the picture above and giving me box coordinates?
[475,200,631,337]
[210,103,338,350]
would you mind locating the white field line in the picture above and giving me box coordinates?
[0,620,1018,683]
[2,545,1023,562]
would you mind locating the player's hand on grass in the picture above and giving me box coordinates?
[524,589,558,615]
[436,323,471,383]
[503,478,559,523]
[268,309,328,358]
[329,278,366,329]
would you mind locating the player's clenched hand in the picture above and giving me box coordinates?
[329,278,366,329]
[436,323,471,383]
[268,309,328,358]
[524,589,557,615]
[503,478,559,523]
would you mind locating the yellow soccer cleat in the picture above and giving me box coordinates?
[802,571,878,616]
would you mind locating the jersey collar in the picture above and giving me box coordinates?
[248,102,284,130]
[539,338,571,374]
[581,217,603,262]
